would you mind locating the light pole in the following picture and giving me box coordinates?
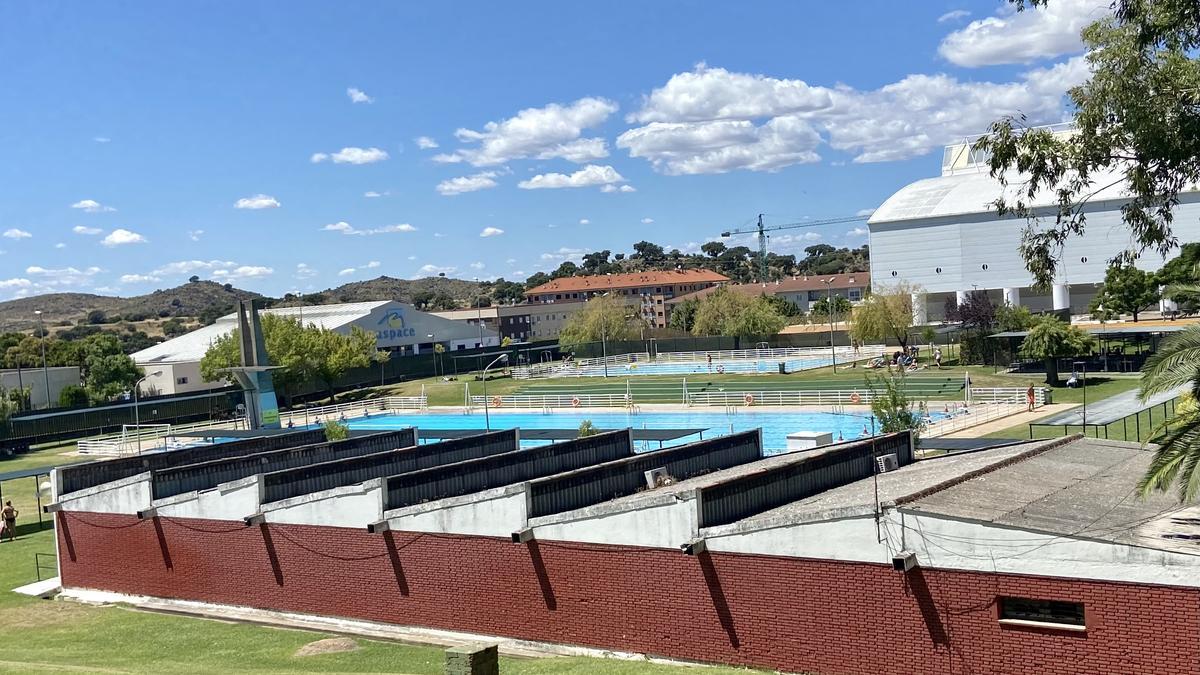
[481,353,508,431]
[133,370,163,454]
[1074,360,1088,431]
[427,333,438,377]
[599,291,611,378]
[34,310,50,408]
[823,278,837,374]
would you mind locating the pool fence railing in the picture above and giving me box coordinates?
[513,344,886,379]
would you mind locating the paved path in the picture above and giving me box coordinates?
[1038,384,1187,426]
[943,404,1076,438]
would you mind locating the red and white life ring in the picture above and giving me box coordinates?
[849,392,862,404]
[571,396,582,408]
[743,393,755,406]
[491,396,502,407]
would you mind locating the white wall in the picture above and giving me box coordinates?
[53,471,152,515]
[530,494,698,549]
[382,485,529,537]
[139,362,225,396]
[154,476,262,520]
[261,480,384,527]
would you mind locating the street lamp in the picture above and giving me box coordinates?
[133,370,163,454]
[822,278,837,374]
[427,333,438,377]
[1073,360,1088,431]
[481,353,508,431]
[34,310,50,409]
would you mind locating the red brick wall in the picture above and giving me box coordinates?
[56,511,1200,674]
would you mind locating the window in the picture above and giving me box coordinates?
[808,290,821,301]
[848,288,862,301]
[175,377,188,385]
[999,597,1084,629]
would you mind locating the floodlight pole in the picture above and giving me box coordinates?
[482,353,508,431]
[133,371,162,454]
[824,278,837,374]
[35,310,50,409]
[1074,360,1088,430]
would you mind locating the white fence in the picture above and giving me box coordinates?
[77,396,428,456]
[924,402,1029,437]
[470,394,634,409]
[513,344,883,379]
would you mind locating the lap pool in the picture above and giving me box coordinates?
[344,409,940,453]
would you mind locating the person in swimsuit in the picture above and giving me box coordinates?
[2,501,17,542]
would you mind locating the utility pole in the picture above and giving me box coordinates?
[756,213,768,283]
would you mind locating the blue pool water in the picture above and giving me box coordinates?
[344,409,930,452]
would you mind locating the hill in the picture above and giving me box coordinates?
[287,276,488,308]
[0,281,262,331]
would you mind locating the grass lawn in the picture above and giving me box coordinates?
[0,527,759,674]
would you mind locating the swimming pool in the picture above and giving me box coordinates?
[527,357,834,378]
[344,409,937,453]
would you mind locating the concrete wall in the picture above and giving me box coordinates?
[153,476,262,520]
[52,471,152,515]
[56,512,1200,675]
[0,366,81,409]
[262,480,385,527]
[138,362,214,396]
[383,485,528,538]
[530,492,698,549]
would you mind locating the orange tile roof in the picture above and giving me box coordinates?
[667,272,871,304]
[525,269,729,295]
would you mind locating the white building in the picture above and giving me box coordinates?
[0,366,81,409]
[868,127,1200,321]
[131,301,498,395]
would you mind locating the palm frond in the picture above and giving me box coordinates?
[1139,418,1200,502]
[1140,325,1200,399]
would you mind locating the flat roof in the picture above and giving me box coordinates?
[418,428,707,442]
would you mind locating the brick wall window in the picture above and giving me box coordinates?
[999,597,1085,628]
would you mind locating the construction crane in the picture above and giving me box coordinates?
[721,213,869,283]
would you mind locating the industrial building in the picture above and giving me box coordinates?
[131,301,498,396]
[869,126,1200,321]
[47,426,1200,674]
[525,270,729,328]
[0,366,81,410]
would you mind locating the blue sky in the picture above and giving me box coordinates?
[0,0,1104,298]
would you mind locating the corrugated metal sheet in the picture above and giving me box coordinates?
[698,432,912,529]
[527,430,761,519]
[150,428,416,500]
[59,429,326,494]
[261,429,518,504]
[385,429,634,510]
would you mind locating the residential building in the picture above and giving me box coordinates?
[667,272,871,314]
[525,269,729,328]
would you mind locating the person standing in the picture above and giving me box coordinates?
[1,501,17,542]
[934,348,943,369]
[1026,384,1036,412]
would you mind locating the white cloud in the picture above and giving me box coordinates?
[347,87,373,104]
[579,219,590,225]
[311,147,389,164]
[434,97,617,166]
[416,264,456,276]
[437,172,499,196]
[93,136,111,143]
[363,190,387,198]
[479,227,504,238]
[0,278,32,290]
[517,164,626,190]
[119,274,160,284]
[939,0,1108,66]
[188,230,204,241]
[55,242,66,249]
[641,217,655,224]
[3,229,32,240]
[433,232,446,238]
[101,228,147,246]
[295,263,317,279]
[234,194,281,209]
[505,258,517,264]
[322,221,417,235]
[847,226,869,237]
[27,265,101,278]
[937,9,970,23]
[407,255,417,260]
[25,265,102,288]
[601,184,637,193]
[365,260,381,269]
[540,247,586,263]
[71,199,116,213]
[414,136,439,149]
[213,265,273,279]
[855,208,876,217]
[620,58,1090,168]
[338,267,356,276]
[470,261,485,270]
[73,226,102,235]
[152,260,239,276]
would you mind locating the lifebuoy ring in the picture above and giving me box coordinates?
[744,393,755,406]
[849,392,862,404]
[571,396,581,408]
[491,396,502,407]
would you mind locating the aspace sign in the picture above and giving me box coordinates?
[376,309,418,342]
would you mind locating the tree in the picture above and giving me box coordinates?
[577,420,598,438]
[867,370,926,444]
[1156,242,1200,313]
[1090,263,1160,322]
[80,333,141,402]
[524,272,551,290]
[764,295,802,318]
[809,295,852,322]
[669,297,699,332]
[956,291,996,331]
[850,282,918,350]
[691,288,786,337]
[995,304,1035,332]
[323,419,350,441]
[631,241,666,266]
[1139,325,1200,500]
[1017,316,1097,385]
[161,318,190,337]
[558,296,642,349]
[701,241,727,258]
[581,250,612,274]
[86,310,107,325]
[976,1,1200,287]
[58,384,89,408]
[490,278,526,305]
[188,275,200,283]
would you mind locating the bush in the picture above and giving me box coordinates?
[86,310,107,325]
[58,385,89,408]
[578,420,598,438]
[323,420,350,441]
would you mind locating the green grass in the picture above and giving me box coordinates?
[0,528,759,673]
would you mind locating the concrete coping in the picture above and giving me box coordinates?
[57,470,150,501]
[152,473,260,508]
[382,483,526,521]
[261,477,383,513]
[528,488,699,529]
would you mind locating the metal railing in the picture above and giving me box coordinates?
[470,393,636,409]
[1029,396,1178,442]
[76,396,427,456]
[924,402,1028,437]
[34,552,56,582]
[970,387,1049,406]
[513,344,883,379]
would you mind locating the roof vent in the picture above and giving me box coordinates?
[644,467,674,489]
[876,454,899,473]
